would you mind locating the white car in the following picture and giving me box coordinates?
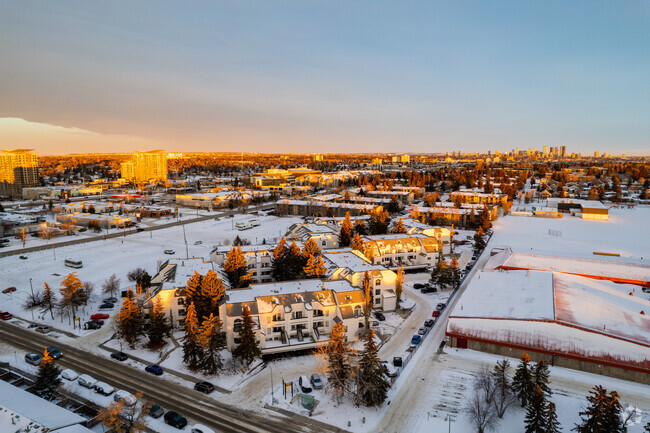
[114,390,136,406]
[191,425,216,433]
[164,249,175,255]
[61,369,79,381]
[94,381,115,396]
[78,374,97,389]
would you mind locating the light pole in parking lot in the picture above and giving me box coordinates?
[28,278,35,322]
[445,414,455,432]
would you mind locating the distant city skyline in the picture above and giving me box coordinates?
[1,1,649,155]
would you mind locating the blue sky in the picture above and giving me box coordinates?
[1,1,649,154]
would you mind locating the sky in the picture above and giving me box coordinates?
[1,1,649,155]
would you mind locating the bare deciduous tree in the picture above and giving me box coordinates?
[464,389,499,433]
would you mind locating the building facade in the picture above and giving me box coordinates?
[0,149,39,197]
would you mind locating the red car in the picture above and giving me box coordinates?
[432,310,440,317]
[0,312,13,320]
[2,287,17,294]
[91,313,109,320]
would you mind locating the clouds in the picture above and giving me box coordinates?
[1,1,649,154]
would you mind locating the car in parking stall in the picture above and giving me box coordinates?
[298,376,312,393]
[91,313,109,320]
[194,381,215,394]
[309,374,323,390]
[25,353,42,366]
[111,351,128,361]
[145,364,163,375]
[94,381,115,396]
[61,369,79,381]
[0,312,13,320]
[2,287,17,294]
[149,404,165,419]
[411,335,422,345]
[164,411,187,429]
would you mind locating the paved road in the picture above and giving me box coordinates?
[0,322,327,433]
[0,205,267,258]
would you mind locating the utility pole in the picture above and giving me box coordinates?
[182,224,189,259]
[28,278,35,321]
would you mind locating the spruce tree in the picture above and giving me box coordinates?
[33,349,61,400]
[479,204,492,231]
[450,256,461,288]
[602,390,624,433]
[198,313,227,375]
[350,233,365,254]
[303,254,327,278]
[391,218,407,234]
[224,246,253,288]
[395,266,404,304]
[287,241,303,280]
[474,227,486,251]
[232,305,261,367]
[202,270,226,314]
[354,219,367,235]
[525,385,547,433]
[339,212,354,247]
[431,256,450,290]
[302,237,321,259]
[357,329,390,406]
[147,297,171,349]
[183,271,209,322]
[512,352,535,407]
[117,288,143,348]
[272,237,290,281]
[575,385,624,433]
[492,359,516,418]
[325,322,350,403]
[534,360,552,397]
[182,302,203,372]
[545,400,561,433]
[362,271,373,330]
[42,282,56,320]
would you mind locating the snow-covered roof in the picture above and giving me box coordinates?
[484,248,650,285]
[0,380,87,431]
[322,250,386,273]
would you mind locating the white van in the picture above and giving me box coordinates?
[61,369,78,381]
[249,219,260,227]
[94,381,115,396]
[191,425,215,433]
[78,374,97,389]
[114,390,136,406]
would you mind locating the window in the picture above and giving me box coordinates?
[374,298,381,304]
[322,240,326,246]
[359,322,364,328]
[272,313,283,322]
[375,289,381,296]
[293,311,304,320]
[354,306,362,317]
[178,309,187,317]
[272,326,284,333]
[375,279,381,286]
[177,298,185,305]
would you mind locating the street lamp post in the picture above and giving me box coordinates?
[28,278,35,321]
[269,363,275,404]
[445,414,455,433]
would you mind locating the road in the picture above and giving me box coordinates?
[0,205,267,258]
[0,322,329,433]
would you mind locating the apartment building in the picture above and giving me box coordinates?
[211,245,276,284]
[450,190,508,206]
[275,199,378,217]
[360,234,441,271]
[285,222,340,249]
[121,150,167,183]
[55,212,135,229]
[0,149,39,197]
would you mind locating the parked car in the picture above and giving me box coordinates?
[163,249,175,255]
[114,390,136,406]
[310,374,323,390]
[149,404,164,419]
[432,310,440,317]
[111,351,128,361]
[374,311,386,321]
[194,241,202,245]
[413,283,426,289]
[145,364,163,375]
[411,335,422,345]
[393,356,403,367]
[78,374,97,388]
[46,347,63,359]
[25,353,42,366]
[436,303,446,311]
[194,381,215,394]
[424,319,434,327]
[60,368,78,381]
[164,411,188,429]
[421,286,438,294]
[417,327,427,335]
[84,321,101,330]
[19,255,28,260]
[136,227,145,232]
[94,381,115,396]
[298,376,312,393]
[191,425,215,433]
[91,313,109,320]
[0,311,13,320]
[2,287,17,294]
[35,325,51,333]
[103,297,118,303]
[99,302,114,309]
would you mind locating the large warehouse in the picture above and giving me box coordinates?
[446,270,650,384]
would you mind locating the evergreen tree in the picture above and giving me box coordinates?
[362,271,373,330]
[272,237,290,281]
[575,386,624,433]
[59,272,85,319]
[202,270,226,314]
[512,353,535,407]
[450,256,461,288]
[34,349,61,400]
[492,359,517,418]
[357,329,390,406]
[223,246,253,288]
[525,386,547,433]
[42,282,56,320]
[474,227,487,251]
[350,233,365,254]
[395,266,404,304]
[183,271,209,323]
[368,210,390,235]
[303,254,327,278]
[302,237,321,259]
[386,196,402,214]
[147,297,171,349]
[325,322,350,403]
[391,218,407,234]
[233,235,244,246]
[232,306,261,367]
[182,302,203,372]
[287,241,304,280]
[479,204,492,231]
[117,288,143,348]
[339,212,354,247]
[198,313,227,375]
[545,401,562,433]
[431,256,451,290]
[534,360,552,397]
[354,219,368,235]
